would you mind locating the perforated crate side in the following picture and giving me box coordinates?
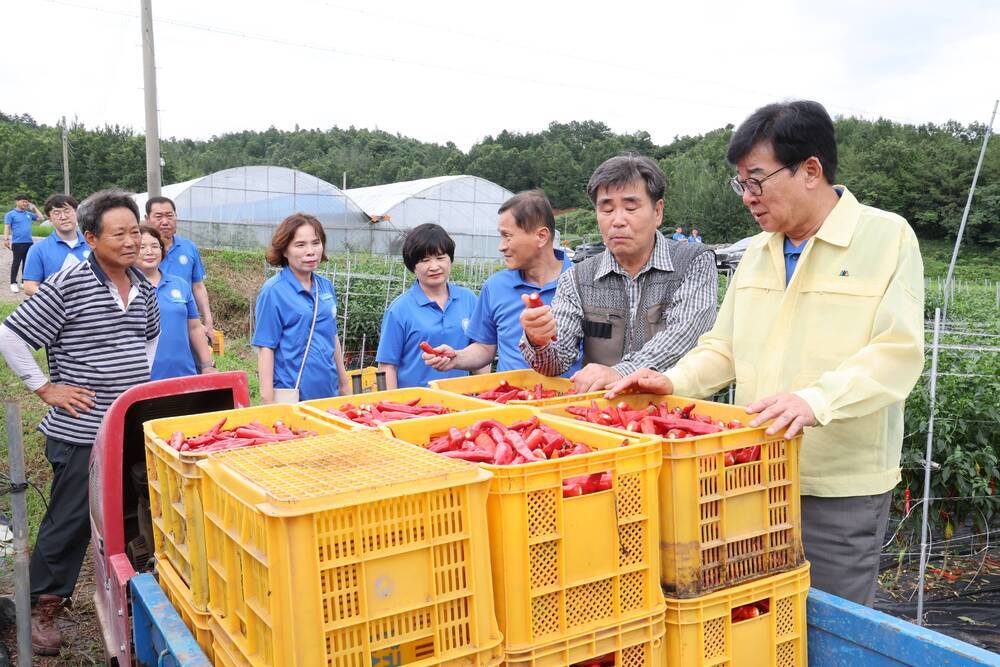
[200,431,501,667]
[663,562,810,667]
[503,611,665,667]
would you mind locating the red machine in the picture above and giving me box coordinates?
[89,371,249,665]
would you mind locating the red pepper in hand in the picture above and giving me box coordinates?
[420,341,456,358]
[527,292,557,342]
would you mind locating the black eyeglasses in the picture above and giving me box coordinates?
[730,164,794,197]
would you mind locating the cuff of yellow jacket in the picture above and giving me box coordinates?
[663,368,693,398]
[793,387,833,426]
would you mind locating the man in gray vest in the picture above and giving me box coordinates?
[520,154,718,392]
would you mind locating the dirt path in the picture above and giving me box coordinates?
[0,238,42,305]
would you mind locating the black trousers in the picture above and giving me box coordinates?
[10,242,32,284]
[29,437,93,600]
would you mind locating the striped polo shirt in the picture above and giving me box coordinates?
[3,254,160,446]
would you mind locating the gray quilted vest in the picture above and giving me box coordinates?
[573,238,712,367]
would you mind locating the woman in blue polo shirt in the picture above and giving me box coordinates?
[376,223,487,388]
[135,225,216,379]
[253,213,349,402]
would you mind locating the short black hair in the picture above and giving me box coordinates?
[14,194,29,202]
[587,154,666,205]
[43,194,78,215]
[78,189,140,237]
[498,189,555,235]
[726,100,838,184]
[145,195,176,215]
[402,223,456,273]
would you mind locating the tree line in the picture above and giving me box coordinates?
[1,111,996,245]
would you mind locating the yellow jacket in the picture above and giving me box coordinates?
[666,187,925,496]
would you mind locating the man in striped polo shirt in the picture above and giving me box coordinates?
[0,189,159,655]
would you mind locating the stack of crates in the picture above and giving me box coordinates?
[142,404,345,659]
[542,394,810,666]
[198,429,504,666]
[382,404,667,667]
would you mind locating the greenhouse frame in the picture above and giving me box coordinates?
[133,169,514,258]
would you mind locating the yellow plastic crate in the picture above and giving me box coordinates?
[199,431,503,667]
[212,329,224,356]
[381,406,664,652]
[543,394,804,597]
[300,386,494,429]
[211,617,504,667]
[503,611,665,667]
[347,365,380,393]
[663,562,810,667]
[143,404,343,611]
[156,558,213,662]
[429,369,604,407]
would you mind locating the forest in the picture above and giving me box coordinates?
[1,111,997,245]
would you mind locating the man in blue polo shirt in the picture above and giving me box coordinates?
[143,196,215,340]
[4,194,43,293]
[23,194,90,297]
[422,189,580,377]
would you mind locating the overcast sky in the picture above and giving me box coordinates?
[4,0,999,150]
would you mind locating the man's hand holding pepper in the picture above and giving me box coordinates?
[519,294,557,347]
[604,368,674,398]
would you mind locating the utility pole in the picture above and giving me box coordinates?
[61,116,70,195]
[140,0,162,196]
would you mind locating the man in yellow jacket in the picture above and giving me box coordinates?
[607,100,924,606]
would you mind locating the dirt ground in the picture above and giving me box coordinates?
[1,553,103,665]
[0,239,40,305]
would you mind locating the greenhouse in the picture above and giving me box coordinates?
[347,175,514,258]
[132,165,372,251]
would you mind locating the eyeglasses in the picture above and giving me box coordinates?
[730,164,794,197]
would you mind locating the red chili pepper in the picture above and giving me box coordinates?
[419,341,456,358]
[169,431,184,450]
[904,488,911,514]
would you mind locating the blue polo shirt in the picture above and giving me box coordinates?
[376,282,479,388]
[23,231,90,283]
[252,267,340,400]
[466,249,580,376]
[783,237,809,285]
[160,235,206,286]
[5,209,38,243]
[671,232,687,241]
[151,273,200,380]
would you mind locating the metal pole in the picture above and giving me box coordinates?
[6,401,33,665]
[916,309,943,626]
[140,0,162,197]
[60,116,70,195]
[942,99,997,321]
[342,171,347,191]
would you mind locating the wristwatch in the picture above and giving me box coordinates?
[199,360,216,369]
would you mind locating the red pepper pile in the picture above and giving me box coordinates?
[426,416,622,497]
[566,400,762,467]
[326,398,450,426]
[731,599,770,623]
[572,654,614,667]
[168,418,316,453]
[471,379,574,403]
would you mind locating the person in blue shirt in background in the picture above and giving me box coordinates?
[422,189,579,377]
[23,195,91,297]
[376,224,487,388]
[671,226,687,241]
[4,194,43,293]
[134,224,216,379]
[688,228,703,243]
[253,213,349,402]
[143,196,216,343]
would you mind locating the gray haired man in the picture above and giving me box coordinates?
[519,154,718,392]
